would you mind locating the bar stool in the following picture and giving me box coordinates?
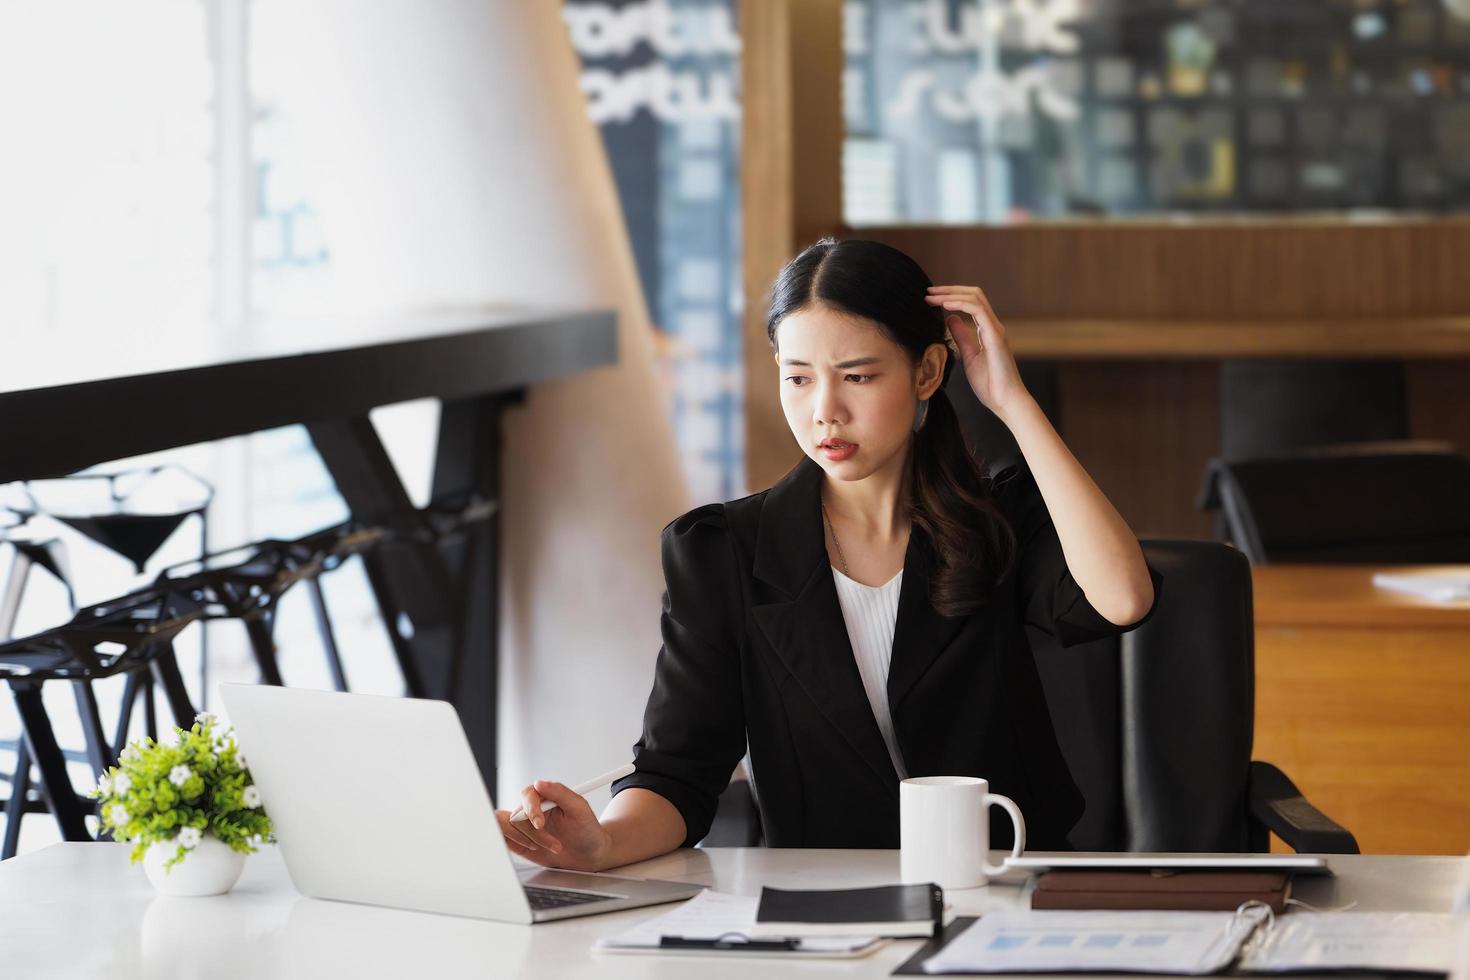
[3,465,214,719]
[1,505,76,641]
[1,496,93,842]
[153,493,493,700]
[0,588,199,858]
[5,466,212,576]
[153,522,386,692]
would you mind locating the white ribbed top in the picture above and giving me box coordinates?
[831,566,908,780]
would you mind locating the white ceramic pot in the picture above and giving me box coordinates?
[142,834,246,896]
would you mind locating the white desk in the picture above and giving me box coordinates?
[0,844,1462,979]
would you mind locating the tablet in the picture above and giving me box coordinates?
[1003,854,1332,876]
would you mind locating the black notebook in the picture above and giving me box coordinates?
[750,883,944,939]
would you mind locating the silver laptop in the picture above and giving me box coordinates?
[217,683,703,923]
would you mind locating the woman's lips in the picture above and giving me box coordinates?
[819,440,857,462]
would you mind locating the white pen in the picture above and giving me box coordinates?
[508,763,636,823]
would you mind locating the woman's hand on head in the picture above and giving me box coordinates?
[924,284,1031,422]
[495,780,614,873]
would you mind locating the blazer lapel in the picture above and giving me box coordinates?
[750,459,900,794]
[886,524,968,712]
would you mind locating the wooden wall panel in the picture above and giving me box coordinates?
[1058,362,1218,539]
[845,224,1470,536]
[740,0,844,492]
[859,222,1470,318]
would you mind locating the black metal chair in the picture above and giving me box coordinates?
[1198,441,1470,564]
[150,493,493,699]
[2,467,213,765]
[153,522,386,693]
[704,538,1358,854]
[0,588,199,858]
[1034,539,1355,854]
[0,499,113,852]
[1,531,75,642]
[3,465,212,576]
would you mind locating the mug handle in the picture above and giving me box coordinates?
[981,792,1026,877]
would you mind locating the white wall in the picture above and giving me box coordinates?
[248,0,690,806]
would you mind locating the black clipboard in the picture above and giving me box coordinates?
[891,916,979,975]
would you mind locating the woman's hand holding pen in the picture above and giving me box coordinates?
[495,780,612,872]
[924,284,1031,423]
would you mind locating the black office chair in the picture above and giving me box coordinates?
[704,538,1358,854]
[1198,441,1470,564]
[1033,538,1355,854]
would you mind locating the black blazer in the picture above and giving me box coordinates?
[612,456,1161,851]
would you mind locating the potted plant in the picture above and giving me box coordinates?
[90,712,274,896]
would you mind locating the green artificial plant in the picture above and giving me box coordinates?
[88,712,275,870]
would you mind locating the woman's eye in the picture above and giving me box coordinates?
[784,376,810,386]
[845,374,873,384]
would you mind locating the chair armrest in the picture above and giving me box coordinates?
[1248,761,1360,854]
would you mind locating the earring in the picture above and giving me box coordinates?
[912,399,929,433]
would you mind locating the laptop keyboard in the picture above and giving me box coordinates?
[524,885,619,911]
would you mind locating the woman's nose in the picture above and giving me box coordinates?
[813,383,845,425]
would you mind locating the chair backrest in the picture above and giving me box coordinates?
[1217,360,1408,459]
[1033,538,1256,852]
[1199,443,1470,564]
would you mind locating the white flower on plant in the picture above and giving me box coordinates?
[112,772,132,796]
[96,772,113,795]
[235,751,248,770]
[195,711,217,728]
[120,746,140,764]
[177,826,202,849]
[243,785,262,809]
[109,803,129,825]
[168,765,192,787]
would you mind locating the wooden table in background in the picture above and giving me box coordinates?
[1251,565,1470,855]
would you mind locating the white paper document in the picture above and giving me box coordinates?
[921,909,1260,974]
[593,889,886,957]
[1240,911,1456,974]
[1372,571,1470,602]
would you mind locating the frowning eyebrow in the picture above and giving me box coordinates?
[779,357,883,369]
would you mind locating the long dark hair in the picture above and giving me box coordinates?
[766,237,1015,617]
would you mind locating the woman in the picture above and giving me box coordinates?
[495,238,1159,870]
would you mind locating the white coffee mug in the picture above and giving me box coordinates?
[900,776,1026,890]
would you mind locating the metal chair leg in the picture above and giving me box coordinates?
[198,511,209,711]
[148,641,197,728]
[242,614,285,687]
[112,671,142,758]
[143,673,158,742]
[1,735,33,860]
[306,576,349,692]
[0,548,32,641]
[360,557,426,698]
[8,681,90,844]
[71,681,113,776]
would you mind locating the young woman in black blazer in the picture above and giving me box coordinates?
[497,238,1159,869]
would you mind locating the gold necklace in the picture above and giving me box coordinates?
[820,503,852,579]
